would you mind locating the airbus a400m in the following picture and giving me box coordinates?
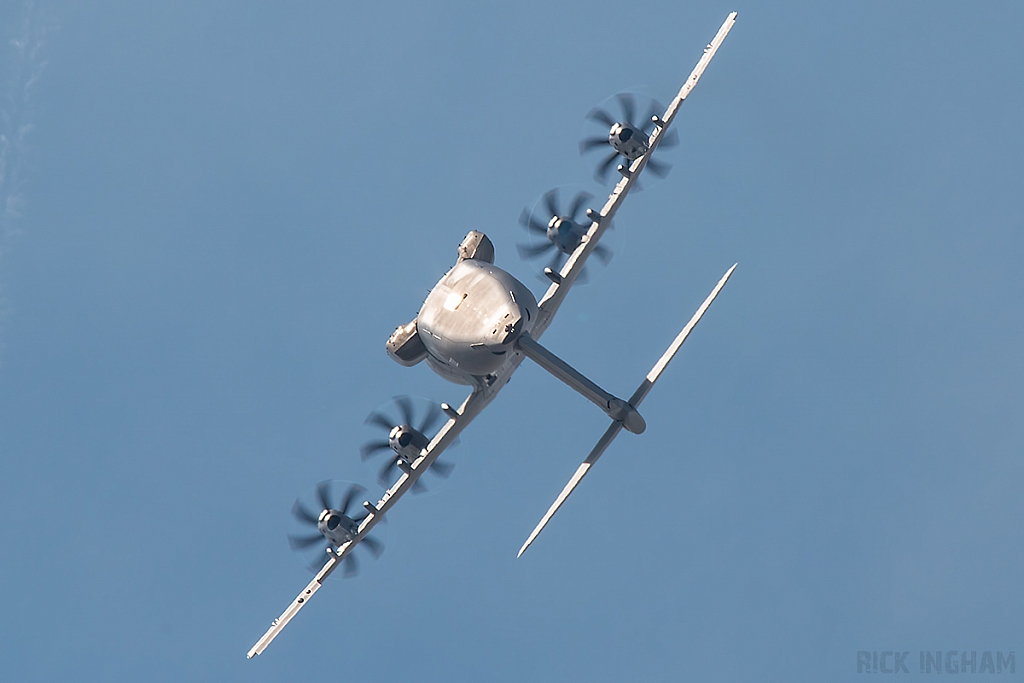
[248,11,740,658]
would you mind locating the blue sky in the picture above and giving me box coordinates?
[1,1,1022,681]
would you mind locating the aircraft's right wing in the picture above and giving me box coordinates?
[531,11,738,341]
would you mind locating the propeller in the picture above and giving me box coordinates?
[517,187,612,280]
[360,396,454,491]
[580,92,679,183]
[287,480,384,577]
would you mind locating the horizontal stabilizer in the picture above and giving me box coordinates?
[518,264,736,557]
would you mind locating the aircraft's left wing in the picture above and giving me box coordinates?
[531,11,737,340]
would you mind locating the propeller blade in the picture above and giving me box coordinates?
[412,479,428,494]
[292,499,320,526]
[660,128,679,148]
[418,402,442,435]
[366,410,395,433]
[567,191,591,223]
[545,250,563,274]
[593,244,613,265]
[586,106,616,129]
[518,242,555,260]
[339,484,365,516]
[519,208,547,234]
[595,150,620,183]
[310,548,334,572]
[360,535,385,558]
[378,457,399,486]
[542,188,559,219]
[316,481,332,513]
[288,533,325,551]
[395,395,414,427]
[646,157,671,178]
[360,439,392,461]
[429,459,454,478]
[642,99,665,134]
[578,136,608,154]
[617,93,635,126]
[342,552,359,578]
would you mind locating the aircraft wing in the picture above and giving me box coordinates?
[248,387,494,658]
[531,11,738,339]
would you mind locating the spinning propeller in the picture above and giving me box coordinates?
[288,480,383,577]
[579,92,678,183]
[517,187,612,282]
[360,396,454,491]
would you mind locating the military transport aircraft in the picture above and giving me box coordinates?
[248,12,738,658]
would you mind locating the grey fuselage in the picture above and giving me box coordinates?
[416,258,538,385]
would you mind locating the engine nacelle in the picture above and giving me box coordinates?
[608,122,648,161]
[546,216,586,255]
[387,320,428,366]
[457,230,494,264]
[317,509,359,546]
[389,424,431,462]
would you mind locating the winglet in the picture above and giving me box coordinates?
[517,264,736,557]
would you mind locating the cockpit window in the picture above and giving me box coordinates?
[618,128,633,142]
